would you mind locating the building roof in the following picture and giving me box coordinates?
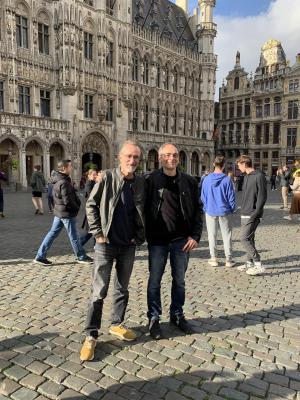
[132,0,196,47]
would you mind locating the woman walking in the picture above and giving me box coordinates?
[284,171,300,221]
[30,165,46,215]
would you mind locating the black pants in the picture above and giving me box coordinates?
[240,217,261,262]
[85,243,136,338]
[0,188,3,213]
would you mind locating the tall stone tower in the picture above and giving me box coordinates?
[196,0,217,139]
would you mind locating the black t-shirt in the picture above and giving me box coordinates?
[150,174,188,245]
[108,178,136,246]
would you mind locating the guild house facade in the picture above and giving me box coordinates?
[0,0,217,189]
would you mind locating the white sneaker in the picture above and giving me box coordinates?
[283,215,292,221]
[237,261,253,271]
[246,262,265,276]
[208,258,219,267]
[225,260,236,268]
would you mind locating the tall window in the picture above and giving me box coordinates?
[165,68,170,90]
[106,99,114,121]
[264,124,270,144]
[289,79,299,93]
[256,100,262,118]
[221,102,227,119]
[156,63,161,87]
[84,32,93,60]
[0,82,4,111]
[143,102,149,131]
[273,123,280,144]
[234,77,239,90]
[132,52,139,81]
[229,123,233,144]
[287,128,297,148]
[132,99,138,131]
[106,0,114,15]
[244,98,250,116]
[288,100,298,120]
[38,23,49,55]
[183,110,187,136]
[19,86,30,114]
[106,41,113,67]
[229,101,234,118]
[244,122,249,143]
[173,108,178,135]
[191,76,195,97]
[184,76,188,95]
[40,90,50,117]
[236,123,241,143]
[143,57,149,85]
[173,70,178,93]
[84,94,93,118]
[274,96,281,116]
[84,0,93,5]
[190,111,194,136]
[221,125,226,145]
[264,98,270,117]
[255,125,262,144]
[155,106,160,132]
[16,15,28,48]
[237,100,242,117]
[164,107,169,133]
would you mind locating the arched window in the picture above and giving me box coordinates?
[234,76,239,90]
[143,100,150,131]
[143,56,150,85]
[132,99,139,131]
[38,12,50,55]
[132,51,139,82]
[16,3,30,49]
[179,151,187,172]
[147,149,159,171]
[202,132,207,140]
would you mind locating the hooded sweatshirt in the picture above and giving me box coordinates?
[201,172,235,217]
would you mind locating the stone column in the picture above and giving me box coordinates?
[187,152,192,174]
[20,150,27,190]
[44,151,50,180]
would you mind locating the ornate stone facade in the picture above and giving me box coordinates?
[217,40,300,175]
[0,0,217,188]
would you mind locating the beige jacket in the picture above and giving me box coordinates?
[290,176,300,193]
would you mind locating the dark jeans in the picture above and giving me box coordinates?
[85,243,136,338]
[36,216,86,259]
[80,232,95,247]
[271,181,276,190]
[147,239,189,321]
[0,188,3,213]
[240,217,261,262]
[47,195,54,211]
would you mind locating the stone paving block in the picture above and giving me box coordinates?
[219,387,249,400]
[115,361,140,375]
[58,389,85,400]
[4,366,29,382]
[60,362,82,375]
[44,356,65,368]
[11,387,38,400]
[238,382,267,398]
[263,372,289,387]
[27,362,50,376]
[0,361,11,373]
[76,368,102,383]
[268,383,296,399]
[63,375,89,391]
[19,374,46,390]
[43,368,69,384]
[165,359,189,373]
[116,385,143,400]
[37,381,65,400]
[136,368,161,381]
[80,383,105,400]
[0,378,21,396]
[181,384,207,400]
[101,366,124,382]
[157,376,182,391]
[141,382,168,398]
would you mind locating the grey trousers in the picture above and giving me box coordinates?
[240,217,261,262]
[205,214,233,260]
[85,243,136,338]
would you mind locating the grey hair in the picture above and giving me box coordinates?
[57,159,71,171]
[118,141,140,155]
[158,143,178,157]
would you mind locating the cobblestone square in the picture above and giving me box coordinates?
[0,190,300,400]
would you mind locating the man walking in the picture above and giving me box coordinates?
[236,155,267,276]
[201,155,236,268]
[145,143,202,339]
[80,141,145,361]
[30,165,46,215]
[277,166,291,209]
[34,160,92,265]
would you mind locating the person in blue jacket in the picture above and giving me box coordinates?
[201,155,236,268]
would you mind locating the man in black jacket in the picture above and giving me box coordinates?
[236,155,267,276]
[34,160,92,265]
[145,143,203,339]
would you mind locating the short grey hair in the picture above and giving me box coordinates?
[57,159,71,171]
[119,141,140,155]
[158,143,178,157]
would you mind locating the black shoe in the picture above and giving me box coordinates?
[77,255,93,264]
[35,209,39,215]
[34,257,52,266]
[170,315,194,334]
[149,319,162,340]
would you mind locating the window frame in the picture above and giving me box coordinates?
[84,31,93,61]
[18,85,31,115]
[84,94,93,119]
[16,14,29,49]
[38,22,49,55]
[0,81,4,111]
[40,89,51,117]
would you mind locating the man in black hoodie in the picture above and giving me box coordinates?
[236,155,267,276]
[34,160,92,265]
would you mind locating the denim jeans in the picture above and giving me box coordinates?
[80,232,95,246]
[147,239,189,321]
[85,243,136,338]
[36,216,86,259]
[240,217,261,262]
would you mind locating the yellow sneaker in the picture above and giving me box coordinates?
[109,324,136,341]
[80,336,97,361]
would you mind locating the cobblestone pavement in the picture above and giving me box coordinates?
[0,190,300,400]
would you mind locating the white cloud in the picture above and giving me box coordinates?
[214,0,300,99]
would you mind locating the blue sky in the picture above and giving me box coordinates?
[188,0,274,17]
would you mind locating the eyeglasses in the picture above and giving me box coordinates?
[161,153,179,159]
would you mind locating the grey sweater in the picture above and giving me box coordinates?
[241,170,267,221]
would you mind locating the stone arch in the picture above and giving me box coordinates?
[81,131,111,173]
[179,150,187,172]
[202,151,211,172]
[23,136,47,150]
[25,139,45,183]
[0,137,21,186]
[83,17,95,32]
[16,0,30,16]
[191,151,200,176]
[49,141,65,173]
[36,8,51,24]
[147,148,159,171]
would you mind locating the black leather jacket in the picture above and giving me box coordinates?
[145,169,203,243]
[51,171,81,218]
